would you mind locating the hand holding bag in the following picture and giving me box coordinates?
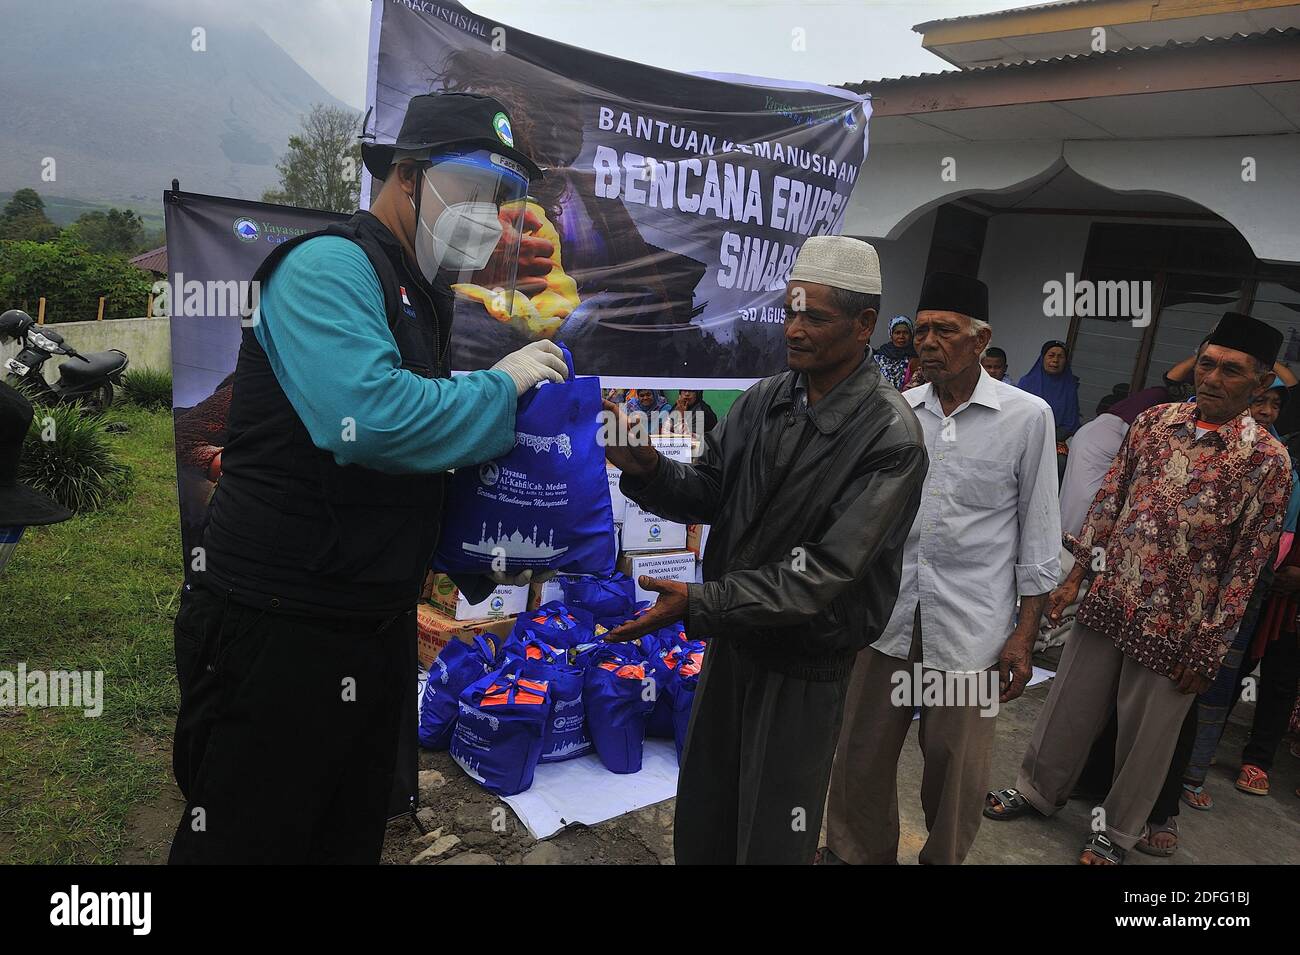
[433,344,617,576]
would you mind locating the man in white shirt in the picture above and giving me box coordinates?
[822,272,1061,865]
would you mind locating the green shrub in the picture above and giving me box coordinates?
[18,402,131,513]
[0,232,154,323]
[121,368,173,409]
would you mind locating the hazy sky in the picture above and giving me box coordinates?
[230,0,1047,109]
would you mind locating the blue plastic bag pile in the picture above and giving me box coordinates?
[419,573,707,796]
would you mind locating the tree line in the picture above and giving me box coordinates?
[1,103,361,324]
[0,190,158,323]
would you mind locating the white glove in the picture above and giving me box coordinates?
[491,340,568,397]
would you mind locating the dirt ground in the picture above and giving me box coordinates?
[118,646,1300,865]
[380,748,673,865]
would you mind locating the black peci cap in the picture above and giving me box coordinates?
[1205,311,1283,368]
[917,271,989,325]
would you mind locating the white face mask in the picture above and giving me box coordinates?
[411,195,503,280]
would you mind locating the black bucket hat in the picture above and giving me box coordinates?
[0,382,72,526]
[361,92,544,182]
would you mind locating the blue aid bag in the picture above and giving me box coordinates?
[643,642,683,739]
[433,344,616,576]
[672,644,706,762]
[560,574,636,618]
[520,654,591,763]
[584,648,656,774]
[511,601,595,649]
[593,601,652,635]
[450,668,551,796]
[418,635,496,750]
[569,638,612,671]
[500,630,565,669]
[657,620,689,647]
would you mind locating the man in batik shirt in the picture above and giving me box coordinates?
[985,311,1292,865]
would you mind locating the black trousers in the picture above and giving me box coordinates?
[1242,633,1300,772]
[1077,700,1198,825]
[673,637,850,865]
[169,585,414,864]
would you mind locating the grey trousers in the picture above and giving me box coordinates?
[826,607,998,865]
[1015,623,1195,851]
[673,636,851,865]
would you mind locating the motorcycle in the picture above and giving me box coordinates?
[0,309,129,411]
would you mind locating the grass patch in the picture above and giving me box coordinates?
[19,402,133,514]
[121,369,173,411]
[0,404,181,862]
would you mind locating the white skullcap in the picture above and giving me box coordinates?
[788,235,882,295]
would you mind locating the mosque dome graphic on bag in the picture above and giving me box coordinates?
[462,522,570,559]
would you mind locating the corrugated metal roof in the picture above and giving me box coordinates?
[844,26,1300,91]
[914,0,1103,34]
[128,246,167,274]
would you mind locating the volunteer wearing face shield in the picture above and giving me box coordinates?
[169,93,565,864]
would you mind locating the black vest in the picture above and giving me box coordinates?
[199,212,454,616]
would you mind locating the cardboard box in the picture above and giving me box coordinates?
[621,501,687,552]
[618,550,697,605]
[416,604,517,669]
[426,573,528,621]
[686,523,710,559]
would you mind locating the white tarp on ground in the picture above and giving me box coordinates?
[500,742,679,840]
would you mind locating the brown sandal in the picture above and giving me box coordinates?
[1136,819,1179,857]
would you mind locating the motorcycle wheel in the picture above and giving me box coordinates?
[89,381,113,412]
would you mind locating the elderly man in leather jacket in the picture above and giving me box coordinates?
[604,235,928,865]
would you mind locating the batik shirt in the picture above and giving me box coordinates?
[1066,401,1292,680]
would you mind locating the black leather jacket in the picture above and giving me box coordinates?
[622,356,928,681]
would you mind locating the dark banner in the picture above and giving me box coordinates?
[366,0,869,387]
[163,190,346,556]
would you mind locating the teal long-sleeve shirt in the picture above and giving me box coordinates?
[252,235,517,474]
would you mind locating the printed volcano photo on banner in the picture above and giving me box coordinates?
[368,0,869,386]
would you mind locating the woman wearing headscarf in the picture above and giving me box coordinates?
[1017,340,1081,439]
[626,388,668,416]
[873,315,916,390]
[669,389,718,435]
[624,388,669,433]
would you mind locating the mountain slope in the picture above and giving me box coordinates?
[0,0,356,207]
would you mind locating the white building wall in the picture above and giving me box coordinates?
[1,316,171,385]
[977,214,1092,382]
[1065,135,1300,265]
[849,207,938,350]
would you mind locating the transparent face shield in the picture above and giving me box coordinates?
[410,149,531,311]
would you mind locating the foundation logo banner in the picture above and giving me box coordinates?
[164,190,347,559]
[367,0,870,387]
